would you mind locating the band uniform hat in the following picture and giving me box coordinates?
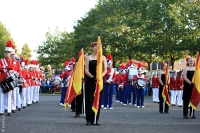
[107,54,112,64]
[137,62,142,72]
[5,40,13,52]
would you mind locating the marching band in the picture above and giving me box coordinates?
[0,40,44,116]
[0,40,198,122]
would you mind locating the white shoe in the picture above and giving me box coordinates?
[120,102,123,104]
[129,103,132,105]
[60,103,63,106]
[101,105,104,108]
[141,106,145,108]
[137,106,140,108]
[123,104,126,106]
[103,107,107,110]
[133,104,137,107]
[109,107,113,110]
[116,100,119,102]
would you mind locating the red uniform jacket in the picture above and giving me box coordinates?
[133,74,147,88]
[152,76,159,88]
[29,71,36,86]
[104,68,116,84]
[0,58,19,82]
[117,73,128,86]
[20,69,29,88]
[170,76,177,90]
[176,77,184,90]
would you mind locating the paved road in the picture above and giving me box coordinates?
[1,95,200,133]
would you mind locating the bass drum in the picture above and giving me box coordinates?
[136,78,147,89]
[53,77,62,86]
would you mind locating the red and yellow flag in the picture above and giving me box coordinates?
[92,36,103,115]
[64,71,74,109]
[162,60,170,106]
[190,52,200,110]
[64,49,85,109]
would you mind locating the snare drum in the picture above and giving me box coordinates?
[0,72,19,94]
[53,77,62,86]
[136,78,147,89]
[0,76,16,94]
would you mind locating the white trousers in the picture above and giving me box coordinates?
[36,86,40,102]
[33,86,38,102]
[0,87,5,113]
[21,88,26,107]
[16,87,21,108]
[30,86,34,104]
[26,87,31,104]
[152,88,159,102]
[170,90,177,105]
[176,90,183,106]
[12,87,17,110]
[4,91,12,113]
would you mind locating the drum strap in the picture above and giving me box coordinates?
[1,59,9,75]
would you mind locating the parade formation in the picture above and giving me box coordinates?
[0,40,44,116]
[49,36,200,126]
[0,37,200,127]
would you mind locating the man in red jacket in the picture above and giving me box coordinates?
[11,47,22,112]
[0,40,16,116]
[170,71,177,106]
[151,72,160,103]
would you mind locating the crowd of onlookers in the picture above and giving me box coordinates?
[40,78,58,94]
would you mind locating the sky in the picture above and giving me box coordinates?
[0,0,98,59]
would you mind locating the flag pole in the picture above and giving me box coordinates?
[83,82,86,117]
[94,115,97,125]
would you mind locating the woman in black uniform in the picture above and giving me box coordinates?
[158,62,170,113]
[183,57,195,119]
[84,42,107,125]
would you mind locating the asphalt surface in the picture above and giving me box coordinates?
[1,94,200,133]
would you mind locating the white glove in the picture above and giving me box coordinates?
[106,80,110,83]
[3,69,7,73]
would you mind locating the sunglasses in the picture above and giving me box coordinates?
[5,51,11,53]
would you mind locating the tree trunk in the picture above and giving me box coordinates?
[171,58,175,70]
[147,62,152,71]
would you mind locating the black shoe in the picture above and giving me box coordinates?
[7,113,11,116]
[33,102,36,104]
[23,106,26,109]
[183,116,188,119]
[36,101,39,103]
[95,121,101,125]
[178,106,182,107]
[74,114,80,118]
[0,113,4,115]
[191,116,196,119]
[4,109,7,113]
[86,122,92,125]
[71,110,75,112]
[28,104,30,106]
[18,108,21,111]
[160,111,164,113]
[12,110,16,113]
[165,112,169,114]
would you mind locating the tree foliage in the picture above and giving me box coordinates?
[21,43,32,60]
[0,22,12,58]
[36,0,200,70]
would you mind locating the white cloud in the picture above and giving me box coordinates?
[0,0,97,59]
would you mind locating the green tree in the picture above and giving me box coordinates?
[21,43,32,60]
[0,22,12,58]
